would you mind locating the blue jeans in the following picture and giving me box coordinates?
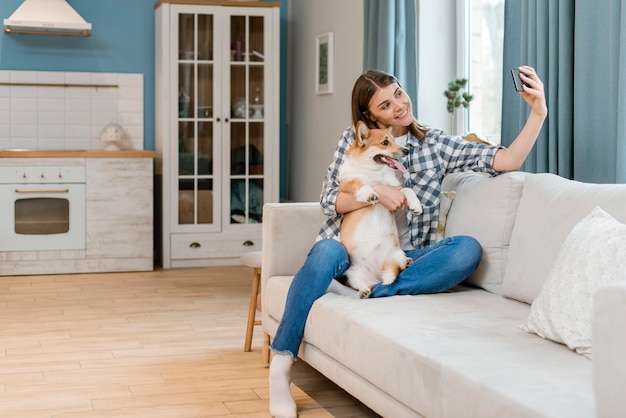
[269,236,482,360]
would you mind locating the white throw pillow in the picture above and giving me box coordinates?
[521,206,626,358]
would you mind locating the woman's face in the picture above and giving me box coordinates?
[367,83,413,135]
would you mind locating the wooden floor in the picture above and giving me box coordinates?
[0,266,379,418]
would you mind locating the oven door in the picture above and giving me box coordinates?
[0,184,86,252]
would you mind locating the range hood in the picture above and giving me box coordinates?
[4,0,91,37]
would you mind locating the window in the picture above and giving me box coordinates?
[460,0,505,143]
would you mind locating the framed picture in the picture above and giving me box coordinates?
[315,32,334,94]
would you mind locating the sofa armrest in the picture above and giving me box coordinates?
[593,281,626,417]
[261,202,327,284]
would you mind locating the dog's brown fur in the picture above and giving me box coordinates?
[339,121,422,298]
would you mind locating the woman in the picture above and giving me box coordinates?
[269,67,547,418]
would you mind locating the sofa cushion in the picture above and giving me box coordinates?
[502,174,626,304]
[264,276,595,418]
[442,171,527,294]
[521,206,626,358]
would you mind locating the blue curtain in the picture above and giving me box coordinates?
[363,0,419,115]
[502,0,626,184]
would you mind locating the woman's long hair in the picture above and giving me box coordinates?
[351,70,429,140]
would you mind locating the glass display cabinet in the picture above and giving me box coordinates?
[155,1,280,268]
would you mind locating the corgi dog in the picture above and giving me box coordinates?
[339,121,423,298]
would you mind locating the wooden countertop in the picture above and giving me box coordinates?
[0,149,156,158]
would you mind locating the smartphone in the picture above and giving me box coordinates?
[510,68,528,92]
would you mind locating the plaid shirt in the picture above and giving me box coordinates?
[317,125,501,249]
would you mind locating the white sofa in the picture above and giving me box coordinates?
[261,171,626,418]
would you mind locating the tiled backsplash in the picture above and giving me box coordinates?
[0,70,144,151]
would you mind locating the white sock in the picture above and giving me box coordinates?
[326,279,359,298]
[269,354,297,418]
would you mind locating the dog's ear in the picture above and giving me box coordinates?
[356,121,370,147]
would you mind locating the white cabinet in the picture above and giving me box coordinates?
[155,1,280,268]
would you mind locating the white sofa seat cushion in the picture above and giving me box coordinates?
[265,276,594,418]
[503,174,626,304]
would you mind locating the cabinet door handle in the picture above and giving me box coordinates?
[189,242,201,248]
[224,117,229,123]
[16,189,69,194]
[243,240,254,247]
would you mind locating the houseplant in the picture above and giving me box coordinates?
[443,78,474,134]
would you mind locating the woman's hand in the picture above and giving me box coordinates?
[492,66,548,172]
[517,66,548,119]
[373,184,407,211]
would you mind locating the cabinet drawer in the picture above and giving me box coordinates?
[171,233,261,260]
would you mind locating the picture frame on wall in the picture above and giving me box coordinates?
[315,32,334,94]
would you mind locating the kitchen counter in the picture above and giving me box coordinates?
[0,156,155,276]
[0,149,156,158]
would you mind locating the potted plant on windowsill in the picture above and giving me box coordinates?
[443,78,473,135]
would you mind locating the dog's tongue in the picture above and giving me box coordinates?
[379,155,408,173]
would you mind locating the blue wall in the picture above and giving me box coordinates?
[0,0,157,148]
[0,0,288,197]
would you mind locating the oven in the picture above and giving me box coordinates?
[0,165,86,252]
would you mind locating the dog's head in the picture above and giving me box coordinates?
[350,121,408,172]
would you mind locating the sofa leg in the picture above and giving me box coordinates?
[263,333,271,367]
[244,267,261,352]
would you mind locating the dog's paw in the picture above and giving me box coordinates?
[401,189,422,214]
[409,201,423,214]
[355,186,379,205]
[367,193,380,205]
[359,288,372,299]
[401,257,413,270]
